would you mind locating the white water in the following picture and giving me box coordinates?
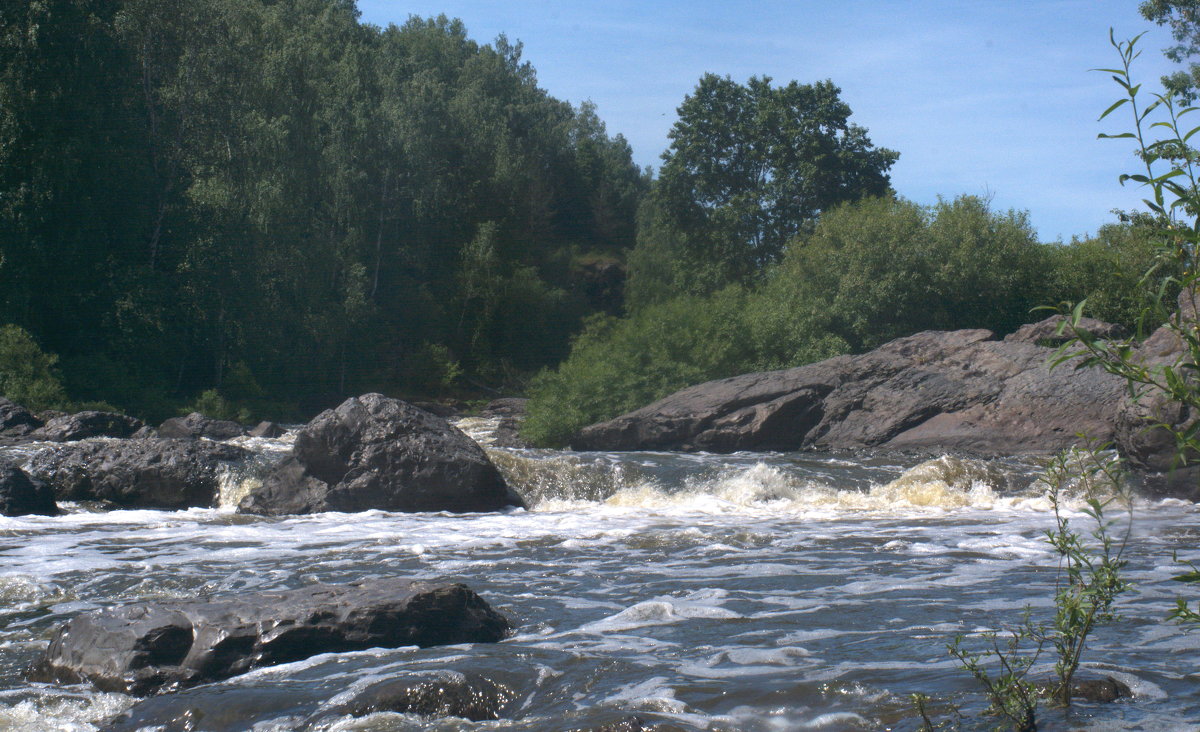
[1,427,1199,730]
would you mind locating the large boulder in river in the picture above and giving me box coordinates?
[32,410,144,442]
[28,578,511,695]
[238,394,524,515]
[573,328,1129,456]
[158,412,246,440]
[27,438,250,509]
[0,460,58,516]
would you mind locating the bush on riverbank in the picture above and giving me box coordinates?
[524,195,1166,446]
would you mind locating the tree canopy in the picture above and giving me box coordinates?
[627,74,897,305]
[0,0,647,419]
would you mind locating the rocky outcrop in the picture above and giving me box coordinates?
[157,412,245,440]
[1004,314,1128,346]
[0,460,58,516]
[0,398,42,437]
[238,394,524,515]
[28,579,511,695]
[32,411,145,442]
[573,328,1129,456]
[27,438,250,509]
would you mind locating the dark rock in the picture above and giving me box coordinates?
[1037,674,1132,703]
[412,401,462,419]
[28,579,511,696]
[158,412,245,440]
[574,329,1128,457]
[0,460,59,516]
[480,398,530,449]
[33,411,145,442]
[248,420,286,438]
[1004,314,1128,346]
[27,438,250,509]
[0,398,42,437]
[480,398,528,419]
[238,394,524,515]
[333,671,514,721]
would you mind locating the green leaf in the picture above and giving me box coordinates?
[1172,571,1200,583]
[1098,98,1129,121]
[1098,132,1136,140]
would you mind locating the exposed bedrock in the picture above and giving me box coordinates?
[238,393,525,515]
[26,438,250,509]
[573,317,1159,463]
[28,579,511,696]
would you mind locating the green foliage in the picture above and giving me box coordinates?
[188,389,251,423]
[521,287,848,447]
[1037,444,1132,708]
[771,195,1045,351]
[627,73,897,304]
[948,615,1042,731]
[1044,222,1179,333]
[0,2,647,415]
[947,444,1131,730]
[0,324,69,412]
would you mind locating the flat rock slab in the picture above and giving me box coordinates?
[572,328,1129,458]
[28,579,511,695]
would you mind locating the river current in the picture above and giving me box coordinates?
[1,418,1199,731]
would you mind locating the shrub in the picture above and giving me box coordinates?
[0,324,69,412]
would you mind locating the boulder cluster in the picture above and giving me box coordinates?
[0,393,524,516]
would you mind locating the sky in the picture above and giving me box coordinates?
[355,1,1182,242]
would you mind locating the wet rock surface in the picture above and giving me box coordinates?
[29,579,511,696]
[238,393,524,515]
[481,397,530,448]
[33,410,144,442]
[157,412,245,440]
[0,459,58,516]
[574,328,1129,457]
[330,671,515,721]
[27,438,250,509]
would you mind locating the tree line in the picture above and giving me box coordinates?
[1,0,646,419]
[0,0,1172,438]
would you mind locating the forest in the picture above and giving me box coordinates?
[0,0,1178,442]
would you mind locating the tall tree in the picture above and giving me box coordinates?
[628,74,897,305]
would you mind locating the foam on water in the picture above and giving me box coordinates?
[4,425,1200,730]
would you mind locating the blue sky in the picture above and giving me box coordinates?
[356,1,1180,242]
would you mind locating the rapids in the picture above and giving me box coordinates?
[1,423,1199,730]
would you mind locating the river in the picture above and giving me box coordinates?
[1,418,1198,730]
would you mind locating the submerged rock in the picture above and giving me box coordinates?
[33,410,144,442]
[29,579,511,696]
[27,438,250,509]
[1037,674,1132,703]
[0,460,58,516]
[238,393,524,515]
[158,412,245,440]
[330,671,515,722]
[574,328,1128,457]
